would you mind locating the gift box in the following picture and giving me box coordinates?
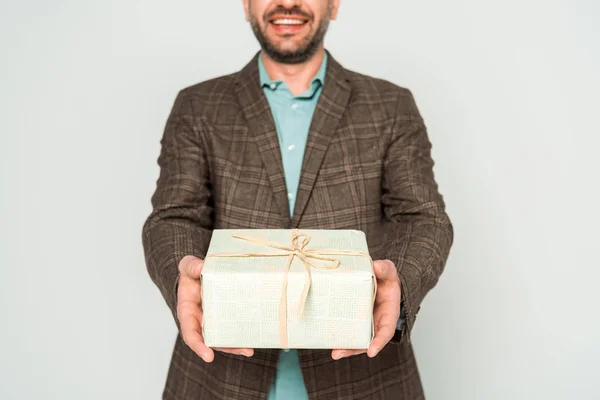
[201,229,375,349]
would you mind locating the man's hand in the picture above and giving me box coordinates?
[177,255,254,362]
[331,259,401,360]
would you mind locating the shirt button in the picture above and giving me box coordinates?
[270,83,277,90]
[287,144,295,151]
[288,193,294,200]
[291,103,299,110]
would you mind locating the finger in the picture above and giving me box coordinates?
[373,278,402,306]
[213,348,254,357]
[373,260,396,281]
[331,349,367,360]
[178,279,202,305]
[179,256,204,279]
[179,311,214,362]
[368,312,397,358]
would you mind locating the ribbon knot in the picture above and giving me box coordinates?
[205,229,372,349]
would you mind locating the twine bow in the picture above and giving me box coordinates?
[205,229,373,349]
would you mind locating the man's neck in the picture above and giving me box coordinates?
[260,48,326,96]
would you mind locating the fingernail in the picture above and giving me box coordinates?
[336,352,347,359]
[242,351,250,357]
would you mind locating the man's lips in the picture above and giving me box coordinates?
[266,16,307,36]
[268,15,309,34]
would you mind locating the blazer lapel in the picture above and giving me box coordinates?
[235,53,292,225]
[290,54,352,227]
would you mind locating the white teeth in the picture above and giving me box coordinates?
[272,18,305,25]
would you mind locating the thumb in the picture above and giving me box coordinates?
[179,256,204,279]
[373,259,396,280]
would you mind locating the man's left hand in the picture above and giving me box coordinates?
[331,259,401,360]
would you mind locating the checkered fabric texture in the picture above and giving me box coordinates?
[142,51,453,400]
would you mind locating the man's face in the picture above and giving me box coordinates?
[244,0,340,64]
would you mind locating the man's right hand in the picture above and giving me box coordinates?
[177,255,255,363]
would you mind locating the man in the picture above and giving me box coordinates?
[142,0,453,399]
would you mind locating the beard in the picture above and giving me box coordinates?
[249,5,331,64]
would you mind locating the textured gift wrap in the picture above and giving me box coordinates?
[201,229,376,349]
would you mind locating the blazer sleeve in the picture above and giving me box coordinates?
[383,89,454,344]
[141,89,213,331]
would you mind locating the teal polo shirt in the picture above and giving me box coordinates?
[259,52,327,400]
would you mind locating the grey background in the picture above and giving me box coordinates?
[1,1,599,399]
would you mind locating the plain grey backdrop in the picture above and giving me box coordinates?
[1,1,599,399]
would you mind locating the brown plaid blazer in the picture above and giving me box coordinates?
[142,51,453,400]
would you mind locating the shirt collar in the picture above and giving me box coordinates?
[258,52,328,92]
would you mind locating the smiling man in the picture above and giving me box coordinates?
[142,0,453,399]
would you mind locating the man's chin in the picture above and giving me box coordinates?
[262,47,314,64]
[266,37,308,52]
[256,31,322,63]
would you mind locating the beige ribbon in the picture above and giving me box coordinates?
[205,229,373,349]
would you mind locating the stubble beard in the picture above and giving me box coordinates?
[248,3,331,64]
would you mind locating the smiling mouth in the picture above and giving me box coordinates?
[270,18,308,26]
[268,11,311,29]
